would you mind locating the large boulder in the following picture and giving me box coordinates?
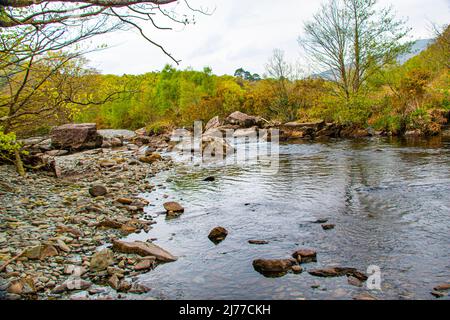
[225,111,264,128]
[51,123,103,151]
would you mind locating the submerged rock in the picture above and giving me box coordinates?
[308,267,367,281]
[248,240,269,245]
[112,240,177,262]
[321,224,335,230]
[208,226,228,244]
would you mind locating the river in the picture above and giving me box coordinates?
[127,135,450,300]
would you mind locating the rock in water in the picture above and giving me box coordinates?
[50,123,103,151]
[252,259,296,277]
[308,267,368,281]
[89,185,107,197]
[292,249,317,263]
[248,240,269,245]
[112,240,177,262]
[203,176,215,182]
[90,249,114,272]
[163,202,184,218]
[321,224,335,230]
[208,226,228,244]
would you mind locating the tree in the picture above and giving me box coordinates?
[234,68,261,82]
[300,0,411,99]
[265,49,300,121]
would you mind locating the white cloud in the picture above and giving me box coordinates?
[86,0,450,76]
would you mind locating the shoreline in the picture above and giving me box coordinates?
[0,143,176,300]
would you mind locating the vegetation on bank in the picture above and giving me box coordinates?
[77,25,449,136]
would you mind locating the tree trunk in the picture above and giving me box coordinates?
[14,149,26,177]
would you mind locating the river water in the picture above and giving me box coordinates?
[130,135,450,300]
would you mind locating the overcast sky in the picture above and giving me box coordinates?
[86,0,450,76]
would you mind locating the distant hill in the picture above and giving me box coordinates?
[312,38,434,80]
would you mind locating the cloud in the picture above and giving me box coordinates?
[86,0,450,76]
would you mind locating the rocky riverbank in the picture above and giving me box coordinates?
[1,110,449,300]
[0,133,179,300]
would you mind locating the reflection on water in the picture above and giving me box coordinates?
[131,136,450,300]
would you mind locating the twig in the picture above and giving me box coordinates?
[0,250,24,273]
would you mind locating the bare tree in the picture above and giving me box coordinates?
[265,49,302,121]
[300,0,411,99]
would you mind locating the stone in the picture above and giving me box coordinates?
[51,279,91,294]
[46,150,69,157]
[23,244,59,260]
[433,283,450,291]
[248,240,269,245]
[208,226,228,244]
[308,267,368,281]
[134,258,155,271]
[8,277,36,295]
[108,274,120,290]
[204,116,221,132]
[56,225,84,238]
[112,240,177,262]
[99,159,116,168]
[203,176,215,182]
[226,111,263,128]
[139,152,162,164]
[202,136,235,158]
[322,224,335,230]
[90,249,114,272]
[163,202,184,218]
[56,239,70,253]
[118,280,132,292]
[292,249,317,263]
[50,123,103,151]
[117,198,134,205]
[353,293,378,300]
[348,276,363,287]
[252,259,295,276]
[128,283,151,294]
[291,265,303,274]
[89,185,107,197]
[431,290,447,298]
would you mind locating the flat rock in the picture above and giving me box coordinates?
[52,280,92,294]
[112,240,177,262]
[163,202,184,213]
[253,259,296,276]
[308,267,368,281]
[248,240,269,245]
[433,283,450,291]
